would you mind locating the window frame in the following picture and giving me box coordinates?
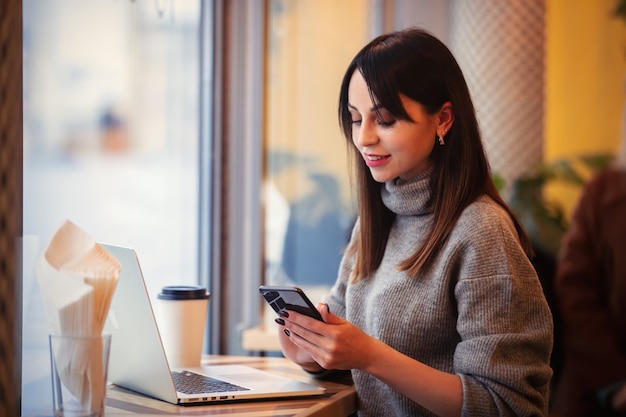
[1,1,23,415]
[207,0,267,355]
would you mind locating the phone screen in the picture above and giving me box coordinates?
[259,285,324,321]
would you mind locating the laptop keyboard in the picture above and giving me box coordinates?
[171,371,250,395]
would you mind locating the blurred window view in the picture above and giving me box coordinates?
[20,0,376,404]
[263,0,369,310]
[21,0,201,414]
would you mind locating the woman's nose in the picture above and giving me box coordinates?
[355,121,378,148]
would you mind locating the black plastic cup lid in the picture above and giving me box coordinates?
[157,285,210,300]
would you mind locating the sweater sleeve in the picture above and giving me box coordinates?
[451,201,553,416]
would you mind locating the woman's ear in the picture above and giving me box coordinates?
[437,101,454,135]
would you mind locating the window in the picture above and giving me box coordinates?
[244,0,372,350]
[204,0,377,355]
[264,0,370,303]
[21,1,202,414]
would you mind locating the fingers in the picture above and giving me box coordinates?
[279,309,324,330]
[281,321,329,366]
[318,303,343,324]
[312,302,344,325]
[275,307,345,349]
[276,310,326,348]
[275,308,353,370]
[316,302,329,313]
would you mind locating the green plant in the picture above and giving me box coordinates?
[502,153,613,256]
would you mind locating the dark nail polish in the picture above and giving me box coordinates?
[279,310,290,318]
[274,318,285,326]
[283,329,290,337]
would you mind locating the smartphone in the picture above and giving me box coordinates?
[259,285,324,322]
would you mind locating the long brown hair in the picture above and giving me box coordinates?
[338,28,533,282]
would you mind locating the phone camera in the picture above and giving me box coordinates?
[263,291,279,302]
[269,296,286,313]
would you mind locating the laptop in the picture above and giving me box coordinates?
[102,244,326,404]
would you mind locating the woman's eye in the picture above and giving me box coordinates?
[351,119,362,125]
[377,119,395,127]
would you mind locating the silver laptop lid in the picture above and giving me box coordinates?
[103,244,179,403]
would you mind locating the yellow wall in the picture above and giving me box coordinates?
[546,0,626,216]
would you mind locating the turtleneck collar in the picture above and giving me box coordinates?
[381,167,433,216]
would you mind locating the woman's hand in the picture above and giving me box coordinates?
[276,312,323,372]
[277,303,462,417]
[277,303,376,371]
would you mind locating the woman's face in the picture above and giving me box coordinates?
[348,70,445,183]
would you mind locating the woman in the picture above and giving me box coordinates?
[274,28,553,417]
[552,121,626,416]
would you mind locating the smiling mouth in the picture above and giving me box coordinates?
[364,154,390,168]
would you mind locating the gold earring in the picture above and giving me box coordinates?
[438,134,445,145]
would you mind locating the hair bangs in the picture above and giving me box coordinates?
[356,47,411,121]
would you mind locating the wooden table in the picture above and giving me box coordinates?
[104,355,357,416]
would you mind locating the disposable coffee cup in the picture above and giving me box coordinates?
[155,285,210,369]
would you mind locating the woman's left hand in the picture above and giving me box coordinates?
[280,303,376,371]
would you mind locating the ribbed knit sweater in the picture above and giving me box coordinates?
[325,169,553,416]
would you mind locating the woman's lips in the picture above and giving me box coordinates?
[364,154,390,168]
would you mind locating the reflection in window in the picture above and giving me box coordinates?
[21,1,201,414]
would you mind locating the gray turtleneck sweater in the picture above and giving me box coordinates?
[324,170,553,416]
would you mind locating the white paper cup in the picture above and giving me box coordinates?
[155,286,210,369]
